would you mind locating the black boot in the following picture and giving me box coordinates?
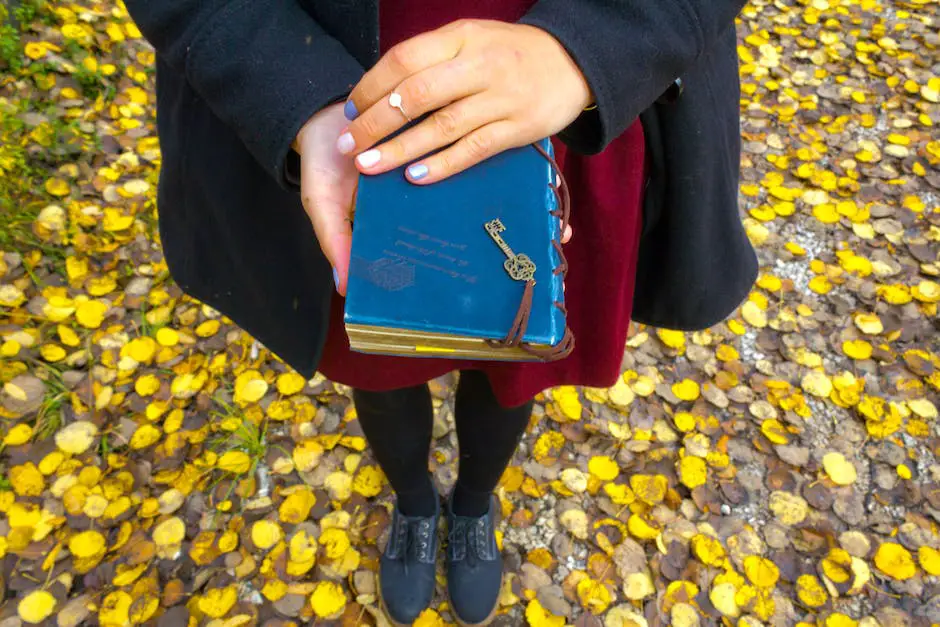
[378,491,441,625]
[445,495,502,626]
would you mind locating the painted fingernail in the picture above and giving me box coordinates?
[407,164,429,180]
[344,100,359,120]
[332,267,339,289]
[356,149,381,168]
[337,132,355,154]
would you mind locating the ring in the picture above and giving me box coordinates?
[389,92,411,121]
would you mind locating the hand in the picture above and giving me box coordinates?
[295,102,359,296]
[336,19,593,185]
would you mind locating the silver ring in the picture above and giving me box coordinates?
[389,92,411,121]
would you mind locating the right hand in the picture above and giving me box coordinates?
[294,102,359,296]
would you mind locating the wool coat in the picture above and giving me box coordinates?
[124,0,758,379]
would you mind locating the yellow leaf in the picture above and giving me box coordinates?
[843,340,873,360]
[823,614,858,627]
[86,275,117,296]
[743,555,779,588]
[99,591,132,626]
[279,488,316,524]
[822,452,857,486]
[623,571,655,600]
[18,590,56,624]
[152,517,185,546]
[123,337,157,364]
[761,419,790,445]
[69,529,106,558]
[195,319,221,337]
[709,582,740,618]
[276,371,307,396]
[678,456,707,489]
[873,542,916,580]
[554,386,583,420]
[75,300,109,329]
[822,548,853,584]
[135,374,161,397]
[691,534,726,567]
[908,398,938,420]
[217,451,253,475]
[40,343,66,362]
[525,599,566,627]
[262,579,288,602]
[672,379,700,402]
[129,424,161,449]
[588,456,619,481]
[630,474,667,505]
[533,431,565,464]
[156,327,179,347]
[10,463,45,497]
[796,574,828,607]
[353,465,385,497]
[293,440,324,473]
[234,370,268,404]
[3,423,32,446]
[45,178,70,197]
[853,313,883,334]
[802,370,834,398]
[310,581,347,619]
[657,329,686,349]
[918,546,940,576]
[199,586,238,619]
[897,464,912,480]
[577,578,611,614]
[627,515,660,541]
[319,528,351,560]
[741,300,767,327]
[671,602,700,627]
[251,520,282,550]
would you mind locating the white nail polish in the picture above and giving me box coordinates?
[357,149,381,168]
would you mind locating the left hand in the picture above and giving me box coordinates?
[336,19,593,185]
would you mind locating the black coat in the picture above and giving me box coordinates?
[125,0,758,378]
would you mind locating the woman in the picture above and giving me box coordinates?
[126,0,757,624]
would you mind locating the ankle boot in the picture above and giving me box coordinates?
[445,494,502,626]
[378,491,441,625]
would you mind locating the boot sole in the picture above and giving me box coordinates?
[447,571,503,627]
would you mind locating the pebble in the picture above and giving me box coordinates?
[839,530,872,558]
[520,563,553,591]
[125,276,153,296]
[776,444,810,467]
[536,584,572,618]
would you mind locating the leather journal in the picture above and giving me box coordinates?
[343,137,574,362]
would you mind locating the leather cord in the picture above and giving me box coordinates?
[486,141,575,362]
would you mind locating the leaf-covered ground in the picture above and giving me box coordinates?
[0,0,939,625]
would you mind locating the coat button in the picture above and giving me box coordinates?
[657,78,684,105]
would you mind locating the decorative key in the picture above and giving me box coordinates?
[484,219,536,282]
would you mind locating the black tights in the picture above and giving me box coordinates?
[353,370,533,517]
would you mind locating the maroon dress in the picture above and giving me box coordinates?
[317,0,647,408]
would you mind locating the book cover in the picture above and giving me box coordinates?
[344,137,570,360]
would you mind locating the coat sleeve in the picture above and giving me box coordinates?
[124,0,365,188]
[518,0,747,154]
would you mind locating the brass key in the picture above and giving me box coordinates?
[484,219,536,282]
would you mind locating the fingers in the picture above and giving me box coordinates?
[338,57,490,166]
[562,224,573,244]
[343,27,463,122]
[403,120,520,184]
[300,165,357,296]
[349,92,511,176]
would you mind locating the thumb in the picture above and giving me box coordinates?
[301,167,356,297]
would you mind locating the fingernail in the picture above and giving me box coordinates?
[407,164,429,180]
[356,149,381,168]
[344,100,359,120]
[337,132,355,154]
[332,267,339,289]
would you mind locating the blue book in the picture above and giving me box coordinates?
[344,137,574,361]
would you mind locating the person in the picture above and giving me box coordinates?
[125,0,758,624]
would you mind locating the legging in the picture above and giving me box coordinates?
[352,370,534,517]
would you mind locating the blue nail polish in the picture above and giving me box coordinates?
[332,267,339,288]
[343,100,359,120]
[407,164,429,181]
